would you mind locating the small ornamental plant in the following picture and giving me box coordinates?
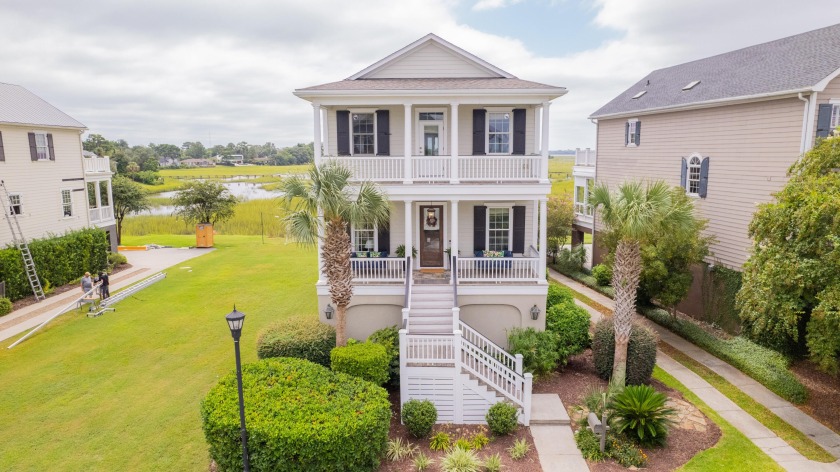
[401,399,438,438]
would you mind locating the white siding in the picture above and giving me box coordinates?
[325,106,405,157]
[594,96,804,268]
[0,124,91,246]
[458,105,537,156]
[365,42,499,79]
[456,201,535,257]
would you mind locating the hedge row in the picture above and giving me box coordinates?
[0,228,109,300]
[331,342,390,386]
[641,307,807,403]
[256,317,335,367]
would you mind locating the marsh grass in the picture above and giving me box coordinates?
[123,199,285,237]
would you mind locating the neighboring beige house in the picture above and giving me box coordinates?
[295,34,566,424]
[584,23,840,317]
[0,83,117,251]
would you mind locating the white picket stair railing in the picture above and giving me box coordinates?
[459,321,522,374]
[458,332,531,416]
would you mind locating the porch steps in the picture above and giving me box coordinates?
[409,285,454,335]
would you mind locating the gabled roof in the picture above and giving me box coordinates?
[590,23,840,119]
[0,83,86,128]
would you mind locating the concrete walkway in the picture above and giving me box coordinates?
[550,268,840,471]
[0,247,212,344]
[529,393,588,472]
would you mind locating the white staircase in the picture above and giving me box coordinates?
[408,284,454,334]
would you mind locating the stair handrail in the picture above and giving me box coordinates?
[459,333,528,407]
[459,320,521,374]
[402,256,412,332]
[451,255,458,305]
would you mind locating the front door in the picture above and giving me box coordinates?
[419,122,443,156]
[419,205,444,267]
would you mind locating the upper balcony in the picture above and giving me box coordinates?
[83,156,112,174]
[572,148,595,179]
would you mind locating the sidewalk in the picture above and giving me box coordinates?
[0,247,212,344]
[529,393,588,472]
[550,268,840,471]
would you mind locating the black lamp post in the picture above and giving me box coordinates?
[225,306,250,472]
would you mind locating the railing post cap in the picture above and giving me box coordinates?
[398,328,408,334]
[524,372,533,379]
[515,353,523,360]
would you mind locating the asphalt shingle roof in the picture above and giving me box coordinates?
[0,83,85,128]
[297,77,565,92]
[590,23,840,118]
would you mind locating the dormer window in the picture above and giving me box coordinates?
[625,119,640,146]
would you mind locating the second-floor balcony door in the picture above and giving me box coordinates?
[419,205,444,268]
[421,123,442,156]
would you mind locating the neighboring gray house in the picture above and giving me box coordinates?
[0,83,117,251]
[584,23,840,318]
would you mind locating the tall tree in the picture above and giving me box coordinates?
[184,142,207,159]
[111,175,150,244]
[590,180,694,386]
[546,194,574,257]
[280,163,390,346]
[172,181,238,226]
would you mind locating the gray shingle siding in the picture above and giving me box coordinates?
[591,23,840,118]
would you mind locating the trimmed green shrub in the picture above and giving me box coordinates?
[401,399,437,438]
[368,325,400,385]
[331,342,390,385]
[507,328,560,377]
[0,297,12,316]
[609,384,676,447]
[108,252,128,269]
[486,401,518,436]
[256,317,335,367]
[641,306,807,403]
[591,264,613,286]
[0,228,109,301]
[546,301,591,366]
[200,357,390,472]
[592,319,658,385]
[546,283,574,308]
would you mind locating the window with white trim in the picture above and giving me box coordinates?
[626,119,639,146]
[687,156,701,195]
[9,194,22,215]
[487,207,511,251]
[831,103,840,131]
[487,112,511,154]
[61,189,72,217]
[351,113,375,155]
[35,132,49,160]
[351,222,376,253]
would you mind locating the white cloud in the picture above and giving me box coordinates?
[472,0,523,12]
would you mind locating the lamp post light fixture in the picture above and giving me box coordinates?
[225,306,250,472]
[530,304,541,320]
[324,304,334,320]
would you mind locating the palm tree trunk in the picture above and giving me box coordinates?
[323,219,353,346]
[611,238,642,387]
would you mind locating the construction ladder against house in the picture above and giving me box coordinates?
[0,180,45,301]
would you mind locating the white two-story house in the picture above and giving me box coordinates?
[295,34,566,424]
[0,83,117,252]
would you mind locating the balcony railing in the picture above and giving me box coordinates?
[574,202,593,217]
[83,157,111,173]
[574,148,596,167]
[351,257,407,282]
[325,155,544,183]
[89,205,114,223]
[456,257,541,282]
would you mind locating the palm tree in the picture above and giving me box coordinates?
[590,180,694,386]
[281,163,390,346]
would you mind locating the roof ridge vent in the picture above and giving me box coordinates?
[682,80,701,91]
[631,90,647,99]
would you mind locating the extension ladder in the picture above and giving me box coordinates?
[0,180,45,301]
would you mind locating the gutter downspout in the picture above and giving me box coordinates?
[798,91,819,158]
[798,92,810,155]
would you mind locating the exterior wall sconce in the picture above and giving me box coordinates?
[530,305,540,320]
[324,304,334,320]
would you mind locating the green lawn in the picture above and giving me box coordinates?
[0,235,318,471]
[549,156,574,197]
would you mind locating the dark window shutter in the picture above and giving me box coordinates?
[336,110,350,156]
[28,132,38,161]
[699,157,710,198]
[377,220,390,254]
[680,157,687,189]
[472,109,486,155]
[624,121,629,145]
[376,110,390,156]
[816,103,833,138]
[47,133,55,160]
[473,205,486,251]
[512,109,526,155]
[635,121,641,145]
[512,206,525,253]
[0,131,5,161]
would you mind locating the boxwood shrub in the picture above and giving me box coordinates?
[592,319,658,385]
[256,317,335,367]
[401,399,437,438]
[331,342,390,385]
[546,301,591,364]
[547,283,574,309]
[486,401,519,436]
[200,357,390,472]
[368,325,400,385]
[0,297,12,316]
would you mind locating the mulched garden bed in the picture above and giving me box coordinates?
[379,390,542,472]
[535,350,721,471]
[791,359,840,434]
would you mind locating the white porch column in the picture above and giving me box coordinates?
[450,200,459,277]
[539,198,548,282]
[540,101,551,183]
[404,200,413,263]
[317,208,325,284]
[403,103,412,184]
[534,106,542,154]
[321,106,330,156]
[313,103,322,166]
[532,199,539,252]
[450,103,459,184]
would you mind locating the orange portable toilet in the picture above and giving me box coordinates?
[195,224,214,248]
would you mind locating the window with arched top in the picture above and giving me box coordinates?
[687,156,701,195]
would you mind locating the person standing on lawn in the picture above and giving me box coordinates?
[95,271,110,300]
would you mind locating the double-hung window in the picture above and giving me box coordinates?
[626,119,640,146]
[487,207,511,251]
[35,133,49,160]
[352,222,376,253]
[687,156,701,195]
[9,194,22,215]
[352,113,375,155]
[61,190,73,217]
[487,112,511,154]
[831,103,840,131]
